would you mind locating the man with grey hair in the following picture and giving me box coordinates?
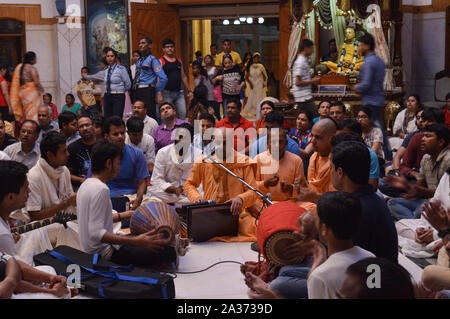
[37,105,59,143]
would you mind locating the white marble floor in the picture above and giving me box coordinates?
[74,242,424,299]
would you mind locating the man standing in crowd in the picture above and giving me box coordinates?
[215,39,243,67]
[76,67,98,118]
[355,33,391,160]
[159,38,192,121]
[293,39,321,117]
[132,36,167,120]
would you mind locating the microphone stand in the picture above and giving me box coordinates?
[203,153,273,208]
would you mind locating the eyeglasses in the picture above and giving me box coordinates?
[357,115,369,120]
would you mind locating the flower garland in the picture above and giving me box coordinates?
[337,40,359,73]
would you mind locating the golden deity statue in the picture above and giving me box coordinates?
[321,27,364,74]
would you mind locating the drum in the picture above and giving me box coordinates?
[130,202,181,242]
[256,202,307,266]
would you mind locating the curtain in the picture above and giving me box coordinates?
[283,16,306,89]
[362,5,395,90]
[330,0,347,49]
[305,9,316,65]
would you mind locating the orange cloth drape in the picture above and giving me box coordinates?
[307,152,336,194]
[10,64,41,123]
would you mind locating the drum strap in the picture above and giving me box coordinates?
[49,250,167,299]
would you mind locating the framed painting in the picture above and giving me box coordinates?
[85,0,129,74]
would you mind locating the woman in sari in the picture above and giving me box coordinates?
[244,52,267,120]
[10,52,44,123]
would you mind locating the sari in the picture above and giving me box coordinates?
[10,64,41,123]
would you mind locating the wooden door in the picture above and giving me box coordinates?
[131,3,180,61]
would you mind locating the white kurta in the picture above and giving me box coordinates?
[147,144,194,205]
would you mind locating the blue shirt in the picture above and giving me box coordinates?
[352,185,398,263]
[250,135,300,159]
[356,53,385,107]
[87,144,149,197]
[104,64,131,93]
[368,147,380,179]
[135,54,168,92]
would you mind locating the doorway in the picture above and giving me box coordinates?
[0,19,25,68]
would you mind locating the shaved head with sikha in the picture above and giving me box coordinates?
[311,118,337,156]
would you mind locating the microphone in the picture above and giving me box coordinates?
[202,150,216,163]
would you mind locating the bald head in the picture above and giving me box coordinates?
[311,118,336,156]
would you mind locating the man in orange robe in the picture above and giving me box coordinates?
[254,128,316,214]
[184,127,258,242]
[297,118,337,202]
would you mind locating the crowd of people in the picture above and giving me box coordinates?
[0,32,449,300]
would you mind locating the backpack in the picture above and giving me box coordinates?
[33,245,175,299]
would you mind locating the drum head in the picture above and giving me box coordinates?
[264,231,305,266]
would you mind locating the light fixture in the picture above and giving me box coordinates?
[223,19,230,25]
[233,19,240,25]
[258,17,264,24]
[239,17,246,22]
[246,17,253,24]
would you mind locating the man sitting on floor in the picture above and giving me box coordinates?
[250,110,300,158]
[254,127,307,203]
[330,138,398,263]
[152,102,189,154]
[216,99,254,154]
[58,111,80,146]
[0,118,17,151]
[132,100,158,136]
[77,139,175,267]
[126,116,155,175]
[245,191,374,299]
[26,131,76,222]
[193,112,216,157]
[98,116,150,210]
[296,118,337,203]
[336,119,380,191]
[68,116,96,190]
[37,105,59,144]
[15,132,81,260]
[385,124,450,220]
[329,102,346,125]
[0,161,71,298]
[148,123,194,205]
[184,126,258,242]
[4,120,40,169]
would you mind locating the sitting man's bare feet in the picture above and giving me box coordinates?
[244,272,268,291]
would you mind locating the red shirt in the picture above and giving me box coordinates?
[443,107,450,130]
[0,76,7,107]
[216,116,255,151]
[49,103,58,121]
[400,132,425,176]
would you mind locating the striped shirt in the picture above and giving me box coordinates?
[293,54,313,102]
